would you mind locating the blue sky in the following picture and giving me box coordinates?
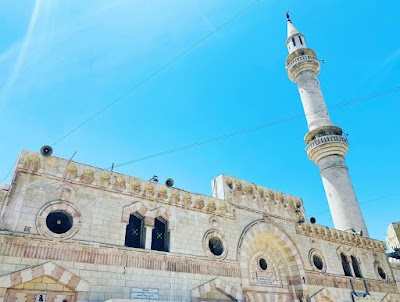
[0,0,399,243]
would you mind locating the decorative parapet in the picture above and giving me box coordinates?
[285,48,320,82]
[306,134,349,163]
[304,272,399,294]
[296,223,387,253]
[213,174,305,221]
[306,135,348,152]
[15,151,233,218]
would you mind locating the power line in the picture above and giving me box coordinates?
[0,157,18,182]
[51,0,262,147]
[111,85,400,169]
[6,85,400,195]
[309,192,400,217]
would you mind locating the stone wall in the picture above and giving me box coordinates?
[0,151,398,302]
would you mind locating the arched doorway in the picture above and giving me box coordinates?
[0,262,90,302]
[237,220,307,301]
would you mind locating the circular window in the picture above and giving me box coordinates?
[36,201,81,240]
[309,249,326,272]
[377,266,386,280]
[313,254,324,270]
[259,258,268,270]
[203,230,228,260]
[46,211,73,234]
[209,237,223,256]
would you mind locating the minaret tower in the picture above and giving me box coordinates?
[284,13,369,236]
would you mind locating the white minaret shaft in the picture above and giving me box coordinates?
[285,16,369,236]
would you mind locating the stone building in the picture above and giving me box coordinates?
[386,223,400,252]
[0,16,400,302]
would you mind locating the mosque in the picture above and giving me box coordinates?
[0,16,399,302]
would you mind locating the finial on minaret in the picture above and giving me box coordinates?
[285,10,291,22]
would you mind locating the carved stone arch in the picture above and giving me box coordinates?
[237,219,306,296]
[57,184,76,201]
[122,201,148,223]
[149,206,169,221]
[0,261,90,301]
[191,277,244,302]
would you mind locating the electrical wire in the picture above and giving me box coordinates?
[6,85,400,196]
[111,85,400,169]
[310,192,400,217]
[51,0,262,147]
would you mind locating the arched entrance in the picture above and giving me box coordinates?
[237,220,307,301]
[0,262,90,302]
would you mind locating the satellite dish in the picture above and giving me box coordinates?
[310,217,317,224]
[165,178,174,188]
[40,145,53,157]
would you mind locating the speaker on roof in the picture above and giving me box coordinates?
[40,145,53,157]
[310,217,317,224]
[165,178,174,188]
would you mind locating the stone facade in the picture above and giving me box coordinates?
[0,151,399,302]
[386,223,400,252]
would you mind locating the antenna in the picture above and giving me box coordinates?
[285,10,291,22]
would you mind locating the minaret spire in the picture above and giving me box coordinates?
[285,16,369,236]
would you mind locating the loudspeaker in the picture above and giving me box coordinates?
[310,217,316,224]
[165,178,174,188]
[40,145,53,157]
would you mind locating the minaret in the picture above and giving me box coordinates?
[284,13,369,236]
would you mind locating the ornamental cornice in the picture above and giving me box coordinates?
[296,223,386,253]
[0,233,240,278]
[15,151,234,219]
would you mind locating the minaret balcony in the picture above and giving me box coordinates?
[286,52,320,81]
[306,134,349,163]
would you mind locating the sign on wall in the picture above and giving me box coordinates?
[131,288,159,300]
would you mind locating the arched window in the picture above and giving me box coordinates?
[125,213,144,248]
[151,217,169,252]
[292,37,296,46]
[341,253,352,277]
[351,255,362,278]
[299,36,303,45]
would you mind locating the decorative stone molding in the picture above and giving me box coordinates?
[219,174,304,220]
[237,219,306,289]
[57,185,76,201]
[308,248,327,273]
[23,154,40,172]
[36,200,81,240]
[191,277,244,302]
[203,229,228,260]
[249,251,280,286]
[122,201,148,223]
[16,151,236,219]
[0,234,240,278]
[296,222,386,252]
[305,272,399,294]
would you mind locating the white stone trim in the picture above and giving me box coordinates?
[36,200,81,240]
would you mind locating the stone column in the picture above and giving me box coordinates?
[144,217,155,250]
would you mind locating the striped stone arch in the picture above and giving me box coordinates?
[191,277,244,302]
[0,262,90,302]
[149,206,170,222]
[122,201,148,223]
[237,220,306,288]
